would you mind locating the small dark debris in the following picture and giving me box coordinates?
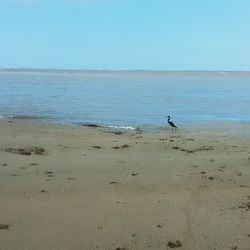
[19,150,31,155]
[238,201,250,210]
[2,163,8,166]
[82,124,102,128]
[156,223,163,228]
[201,171,206,175]
[131,172,139,176]
[182,149,193,153]
[246,202,250,209]
[67,177,76,180]
[115,248,128,250]
[209,158,215,162]
[92,146,102,149]
[109,181,119,184]
[238,205,245,209]
[208,176,214,180]
[45,171,53,175]
[230,246,238,250]
[33,147,46,155]
[30,163,39,166]
[97,226,103,230]
[116,160,125,163]
[0,224,10,230]
[201,146,214,151]
[40,189,48,193]
[180,146,214,154]
[121,144,130,149]
[5,147,46,155]
[167,240,182,248]
[172,146,179,150]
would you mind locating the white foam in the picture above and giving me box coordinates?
[107,125,137,131]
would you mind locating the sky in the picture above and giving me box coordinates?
[0,0,250,70]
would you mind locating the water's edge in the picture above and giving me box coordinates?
[1,116,250,137]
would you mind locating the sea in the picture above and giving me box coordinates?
[1,69,250,134]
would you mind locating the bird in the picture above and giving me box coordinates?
[167,116,177,132]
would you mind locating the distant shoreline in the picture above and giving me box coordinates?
[1,68,250,76]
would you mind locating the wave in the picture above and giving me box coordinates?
[81,123,140,131]
[107,125,138,131]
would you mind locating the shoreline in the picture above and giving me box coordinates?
[0,120,250,250]
[1,117,250,137]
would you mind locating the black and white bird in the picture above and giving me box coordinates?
[167,116,177,132]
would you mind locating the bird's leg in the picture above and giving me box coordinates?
[171,127,173,133]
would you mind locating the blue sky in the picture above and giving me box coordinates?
[0,0,250,70]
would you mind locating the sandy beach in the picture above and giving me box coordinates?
[0,119,249,250]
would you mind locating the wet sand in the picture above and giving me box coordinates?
[0,120,250,250]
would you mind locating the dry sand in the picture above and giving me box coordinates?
[0,120,249,250]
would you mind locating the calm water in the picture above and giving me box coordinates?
[1,70,250,131]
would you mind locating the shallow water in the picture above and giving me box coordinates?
[1,70,250,132]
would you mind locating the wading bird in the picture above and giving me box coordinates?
[167,116,177,132]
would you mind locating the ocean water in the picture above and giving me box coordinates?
[1,70,250,132]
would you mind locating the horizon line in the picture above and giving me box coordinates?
[1,67,250,74]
